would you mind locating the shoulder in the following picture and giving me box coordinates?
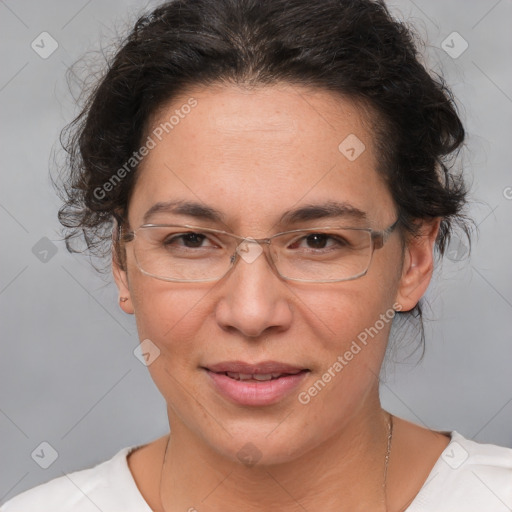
[0,445,151,512]
[407,431,512,512]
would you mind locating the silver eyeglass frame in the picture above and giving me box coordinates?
[120,219,400,283]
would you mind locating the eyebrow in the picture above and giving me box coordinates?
[142,199,368,226]
[142,200,225,224]
[278,201,368,225]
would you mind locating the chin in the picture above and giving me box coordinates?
[205,421,317,468]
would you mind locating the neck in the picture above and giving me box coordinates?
[159,402,392,512]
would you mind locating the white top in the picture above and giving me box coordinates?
[2,431,511,511]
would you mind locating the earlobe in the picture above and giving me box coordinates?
[112,254,135,315]
[395,218,441,312]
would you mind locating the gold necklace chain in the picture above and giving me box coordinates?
[384,412,394,511]
[159,412,394,512]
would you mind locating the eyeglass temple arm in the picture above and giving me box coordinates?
[111,215,135,244]
[372,219,400,250]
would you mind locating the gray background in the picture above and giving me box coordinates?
[1,0,511,502]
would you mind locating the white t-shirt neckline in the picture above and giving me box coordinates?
[90,430,512,511]
[3,429,512,511]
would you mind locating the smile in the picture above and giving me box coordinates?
[204,368,310,406]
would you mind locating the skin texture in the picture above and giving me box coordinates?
[113,83,450,511]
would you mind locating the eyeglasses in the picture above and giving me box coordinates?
[121,220,399,283]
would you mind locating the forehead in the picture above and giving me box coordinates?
[129,83,395,230]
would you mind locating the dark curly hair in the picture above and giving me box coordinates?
[56,0,471,351]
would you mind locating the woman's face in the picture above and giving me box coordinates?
[115,84,431,464]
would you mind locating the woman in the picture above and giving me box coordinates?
[3,0,511,510]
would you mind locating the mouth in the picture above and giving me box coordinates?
[201,361,311,406]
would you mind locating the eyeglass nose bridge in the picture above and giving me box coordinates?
[231,236,273,267]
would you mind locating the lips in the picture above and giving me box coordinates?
[201,360,311,405]
[203,366,309,406]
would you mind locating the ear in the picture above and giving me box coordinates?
[112,251,135,315]
[395,218,441,312]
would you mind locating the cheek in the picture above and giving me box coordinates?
[129,278,214,407]
[299,268,398,346]
[129,274,212,355]
[293,285,396,415]
[293,271,399,393]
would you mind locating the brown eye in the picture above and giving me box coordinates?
[164,232,210,248]
[304,233,330,249]
[288,233,348,251]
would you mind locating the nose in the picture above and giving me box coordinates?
[214,241,293,338]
